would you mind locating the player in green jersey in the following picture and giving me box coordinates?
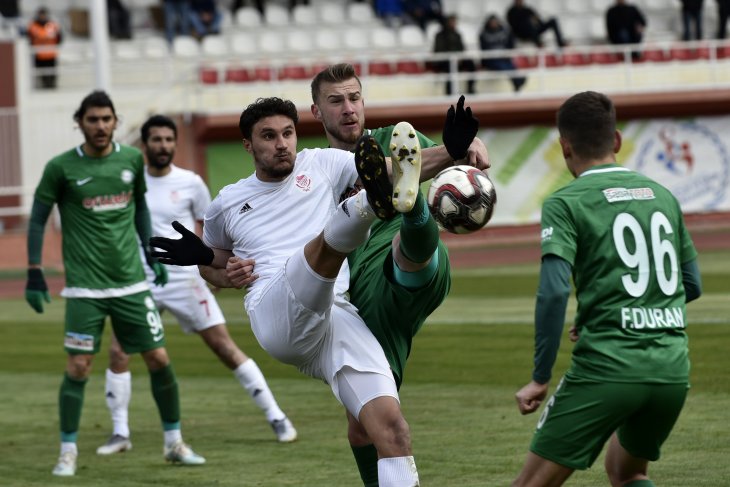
[512,91,702,487]
[310,63,489,486]
[25,91,205,477]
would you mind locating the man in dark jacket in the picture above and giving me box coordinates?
[432,14,476,95]
[506,0,567,48]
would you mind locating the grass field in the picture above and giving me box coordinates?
[0,250,728,486]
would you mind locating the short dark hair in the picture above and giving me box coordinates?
[310,63,361,104]
[557,91,616,160]
[238,97,298,139]
[141,114,177,143]
[74,90,116,121]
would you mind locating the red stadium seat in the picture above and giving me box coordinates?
[225,67,254,83]
[199,67,219,84]
[279,65,309,80]
[368,61,394,76]
[513,55,537,69]
[589,51,621,64]
[563,51,590,66]
[395,60,426,75]
[639,49,670,63]
[253,65,273,81]
[544,53,564,67]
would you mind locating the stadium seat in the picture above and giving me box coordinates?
[142,37,169,59]
[314,29,341,52]
[225,66,254,83]
[230,32,258,56]
[395,59,427,75]
[344,28,371,52]
[279,64,310,80]
[292,5,317,25]
[370,26,398,52]
[367,60,395,76]
[513,55,538,69]
[264,3,290,27]
[113,40,142,60]
[199,66,219,84]
[286,29,315,53]
[457,22,479,51]
[590,51,621,64]
[172,36,200,58]
[235,7,262,28]
[544,53,565,67]
[562,50,590,66]
[201,35,228,57]
[455,0,485,20]
[347,2,376,24]
[252,65,273,81]
[319,2,346,24]
[639,48,670,63]
[257,31,286,54]
[398,25,428,53]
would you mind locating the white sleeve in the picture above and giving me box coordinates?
[191,174,212,221]
[317,148,359,196]
[202,194,232,250]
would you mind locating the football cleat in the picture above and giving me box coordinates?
[389,121,422,213]
[163,440,206,466]
[270,417,298,443]
[96,434,132,455]
[52,451,77,477]
[355,134,397,220]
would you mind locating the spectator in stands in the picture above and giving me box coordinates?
[717,0,730,38]
[680,0,704,40]
[374,0,404,28]
[163,0,191,45]
[606,0,646,59]
[506,0,567,48]
[432,14,476,95]
[403,0,445,32]
[188,0,221,39]
[27,7,62,89]
[108,0,133,40]
[288,0,309,10]
[479,14,526,92]
[0,0,22,37]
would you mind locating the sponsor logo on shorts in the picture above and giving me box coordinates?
[64,332,94,351]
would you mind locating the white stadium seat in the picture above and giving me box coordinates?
[264,3,290,27]
[292,5,317,25]
[201,35,228,56]
[172,36,200,58]
[319,2,346,25]
[235,7,263,29]
[230,32,258,56]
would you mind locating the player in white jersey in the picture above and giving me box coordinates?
[150,97,458,486]
[97,115,296,456]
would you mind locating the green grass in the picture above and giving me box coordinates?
[0,250,728,486]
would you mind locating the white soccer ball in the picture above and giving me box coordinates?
[427,165,497,234]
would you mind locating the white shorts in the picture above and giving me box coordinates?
[247,249,396,409]
[151,273,225,334]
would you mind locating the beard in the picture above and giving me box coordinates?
[323,118,362,149]
[147,151,174,169]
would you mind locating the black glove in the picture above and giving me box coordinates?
[25,268,51,313]
[442,95,480,161]
[150,220,214,266]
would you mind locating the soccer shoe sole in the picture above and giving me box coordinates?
[389,121,422,213]
[96,437,132,455]
[355,134,397,220]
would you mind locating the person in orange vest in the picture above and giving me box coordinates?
[27,7,62,89]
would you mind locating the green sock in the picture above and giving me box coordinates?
[351,444,378,487]
[59,372,87,441]
[150,364,180,425]
[624,481,655,487]
[399,192,439,264]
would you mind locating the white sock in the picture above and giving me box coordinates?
[60,442,77,455]
[164,429,182,447]
[378,456,420,487]
[104,369,131,438]
[234,359,285,422]
[322,191,375,254]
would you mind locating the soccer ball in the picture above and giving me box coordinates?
[427,165,496,234]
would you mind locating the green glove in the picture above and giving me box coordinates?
[151,261,168,287]
[25,268,51,313]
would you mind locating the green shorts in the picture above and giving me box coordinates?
[64,291,165,355]
[530,377,688,470]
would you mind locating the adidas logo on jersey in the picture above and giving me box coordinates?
[239,202,253,214]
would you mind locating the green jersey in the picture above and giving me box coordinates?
[34,142,148,296]
[541,164,698,383]
[347,126,449,387]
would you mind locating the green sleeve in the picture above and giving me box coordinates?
[27,199,53,266]
[682,258,702,303]
[134,196,153,261]
[532,254,572,384]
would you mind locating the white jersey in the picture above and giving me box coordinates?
[144,164,211,282]
[203,148,358,307]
